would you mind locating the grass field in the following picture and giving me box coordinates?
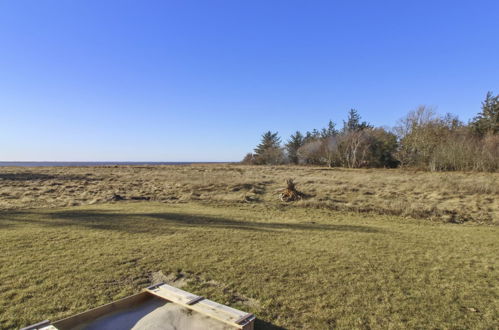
[1,201,498,329]
[0,165,498,223]
[0,165,498,329]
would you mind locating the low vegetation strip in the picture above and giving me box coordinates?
[0,165,497,223]
[0,202,497,329]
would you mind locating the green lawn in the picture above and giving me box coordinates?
[0,202,498,329]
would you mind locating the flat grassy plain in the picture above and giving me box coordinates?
[0,165,498,223]
[0,165,498,329]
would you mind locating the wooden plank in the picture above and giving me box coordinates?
[20,320,51,330]
[21,321,58,330]
[26,284,255,330]
[52,292,151,330]
[146,283,255,329]
[186,295,205,305]
[147,283,201,305]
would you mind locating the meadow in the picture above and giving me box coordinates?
[0,164,497,223]
[0,165,498,329]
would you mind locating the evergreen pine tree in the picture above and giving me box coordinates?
[253,131,284,165]
[321,120,338,138]
[285,131,305,164]
[343,109,371,132]
[471,91,499,136]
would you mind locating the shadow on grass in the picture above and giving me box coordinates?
[0,173,96,181]
[0,209,384,235]
[255,319,287,330]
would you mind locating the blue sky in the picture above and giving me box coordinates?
[1,1,498,161]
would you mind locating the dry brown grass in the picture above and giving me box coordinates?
[0,164,497,223]
[1,166,498,328]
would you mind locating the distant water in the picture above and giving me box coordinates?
[0,162,224,167]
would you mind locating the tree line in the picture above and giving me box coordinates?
[242,92,499,172]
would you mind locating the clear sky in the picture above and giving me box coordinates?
[1,1,498,161]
